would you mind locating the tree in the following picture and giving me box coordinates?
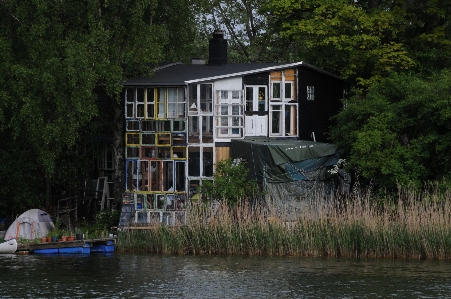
[265,0,451,88]
[265,0,416,87]
[329,70,451,189]
[196,0,297,62]
[0,0,200,217]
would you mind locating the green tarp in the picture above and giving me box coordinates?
[230,138,339,183]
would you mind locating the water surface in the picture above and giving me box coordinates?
[1,253,451,298]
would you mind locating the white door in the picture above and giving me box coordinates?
[245,86,267,136]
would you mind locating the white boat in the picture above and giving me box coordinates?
[0,239,17,254]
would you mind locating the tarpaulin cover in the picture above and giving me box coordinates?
[4,209,55,240]
[231,138,339,183]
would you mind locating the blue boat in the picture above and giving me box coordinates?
[91,240,115,253]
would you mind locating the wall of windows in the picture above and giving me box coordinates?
[125,87,187,224]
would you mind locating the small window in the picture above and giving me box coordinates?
[307,86,315,100]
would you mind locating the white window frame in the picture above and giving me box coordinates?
[269,80,298,137]
[216,90,244,138]
[136,88,145,118]
[145,88,155,119]
[125,88,135,118]
[167,87,185,119]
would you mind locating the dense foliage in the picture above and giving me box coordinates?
[265,0,451,87]
[197,158,262,204]
[0,0,200,217]
[330,70,451,189]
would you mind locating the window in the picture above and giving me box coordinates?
[157,88,165,118]
[187,115,214,144]
[268,70,298,137]
[189,83,213,115]
[307,86,315,100]
[167,88,185,119]
[200,84,212,113]
[202,116,213,143]
[126,159,138,191]
[285,104,297,136]
[126,120,140,131]
[146,88,155,118]
[284,82,293,99]
[270,105,282,135]
[125,88,135,118]
[136,88,145,118]
[216,90,244,138]
[188,146,213,178]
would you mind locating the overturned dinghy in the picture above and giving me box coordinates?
[0,239,17,254]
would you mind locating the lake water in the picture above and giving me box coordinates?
[1,253,451,298]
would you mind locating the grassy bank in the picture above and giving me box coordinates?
[117,185,451,260]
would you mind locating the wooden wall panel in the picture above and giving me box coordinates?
[215,146,230,163]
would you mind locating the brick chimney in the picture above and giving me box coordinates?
[208,30,228,66]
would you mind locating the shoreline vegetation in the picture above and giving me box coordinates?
[116,184,451,260]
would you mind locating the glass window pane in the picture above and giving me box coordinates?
[150,161,161,191]
[246,87,253,111]
[137,88,144,102]
[284,83,292,99]
[188,147,200,176]
[202,116,213,143]
[189,84,198,113]
[272,83,281,99]
[203,147,213,177]
[126,103,134,118]
[157,88,165,118]
[126,88,134,103]
[200,84,212,100]
[271,111,281,134]
[189,116,200,143]
[221,117,228,126]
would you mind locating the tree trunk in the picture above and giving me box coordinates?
[112,96,125,210]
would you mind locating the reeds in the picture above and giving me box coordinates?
[117,184,451,260]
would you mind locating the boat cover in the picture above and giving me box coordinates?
[4,209,55,241]
[230,138,340,183]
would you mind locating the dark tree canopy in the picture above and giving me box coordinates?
[0,0,200,217]
[330,70,451,189]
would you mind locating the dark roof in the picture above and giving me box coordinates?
[123,62,341,86]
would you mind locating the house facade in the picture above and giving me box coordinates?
[120,31,345,227]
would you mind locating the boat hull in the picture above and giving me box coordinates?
[0,239,17,254]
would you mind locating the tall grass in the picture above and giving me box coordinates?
[117,184,451,260]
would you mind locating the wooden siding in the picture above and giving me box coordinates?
[297,67,345,142]
[215,145,230,163]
